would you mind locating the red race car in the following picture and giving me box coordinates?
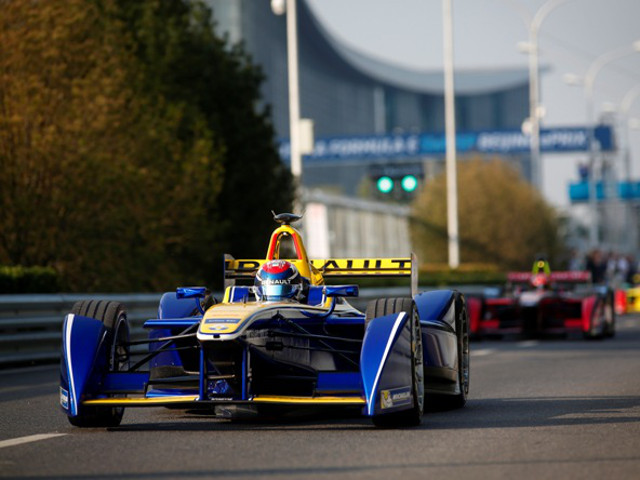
[467,258,615,340]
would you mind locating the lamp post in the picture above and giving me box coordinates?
[620,84,640,182]
[513,0,576,191]
[272,0,302,183]
[565,41,640,248]
[443,0,459,269]
[618,85,640,253]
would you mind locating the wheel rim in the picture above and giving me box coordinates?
[604,301,613,330]
[110,313,130,417]
[460,309,470,396]
[413,306,424,413]
[110,313,130,372]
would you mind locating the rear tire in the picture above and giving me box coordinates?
[604,292,616,338]
[450,293,470,408]
[584,295,611,340]
[67,300,129,428]
[365,298,424,428]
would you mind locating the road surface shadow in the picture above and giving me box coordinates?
[102,397,640,432]
[99,394,640,432]
[5,454,640,480]
[424,394,640,430]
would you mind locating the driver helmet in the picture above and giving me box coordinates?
[255,260,303,302]
[530,273,550,289]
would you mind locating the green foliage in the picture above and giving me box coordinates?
[411,158,564,270]
[0,266,61,294]
[329,264,504,289]
[417,264,506,286]
[0,0,292,292]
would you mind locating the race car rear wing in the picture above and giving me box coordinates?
[224,253,419,297]
[507,271,592,283]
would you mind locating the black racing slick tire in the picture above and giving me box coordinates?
[450,292,470,408]
[365,298,424,428]
[584,293,614,340]
[67,300,130,428]
[605,292,616,338]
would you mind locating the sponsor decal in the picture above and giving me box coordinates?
[262,260,291,274]
[263,279,290,285]
[60,387,69,410]
[204,318,239,324]
[520,291,544,306]
[225,260,261,273]
[227,258,413,276]
[311,258,411,273]
[380,390,393,409]
[208,380,231,395]
[380,386,413,409]
[204,324,235,331]
[278,126,613,162]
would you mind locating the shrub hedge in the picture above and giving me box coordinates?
[0,263,508,293]
[0,266,61,293]
[419,263,506,286]
[331,263,507,288]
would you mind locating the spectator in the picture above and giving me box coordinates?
[585,249,607,284]
[568,249,584,271]
[615,254,630,286]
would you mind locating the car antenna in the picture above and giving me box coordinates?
[272,211,303,226]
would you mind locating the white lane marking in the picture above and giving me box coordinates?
[471,348,495,357]
[517,340,539,348]
[0,365,58,376]
[0,382,59,395]
[0,433,67,449]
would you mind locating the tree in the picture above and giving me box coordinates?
[0,0,292,291]
[110,0,294,280]
[410,158,564,269]
[0,0,158,290]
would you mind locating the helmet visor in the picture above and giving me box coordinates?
[261,283,300,301]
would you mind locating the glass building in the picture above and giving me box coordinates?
[207,0,530,194]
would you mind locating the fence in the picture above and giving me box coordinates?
[0,293,162,366]
[301,189,411,258]
[0,288,414,367]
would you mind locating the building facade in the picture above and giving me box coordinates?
[207,0,530,148]
[206,1,637,257]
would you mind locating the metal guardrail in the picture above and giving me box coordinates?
[0,286,487,367]
[0,293,162,366]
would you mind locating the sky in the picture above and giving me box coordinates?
[305,0,640,208]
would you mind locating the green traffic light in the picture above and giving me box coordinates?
[401,175,418,192]
[376,176,394,193]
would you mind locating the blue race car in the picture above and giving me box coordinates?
[60,213,470,428]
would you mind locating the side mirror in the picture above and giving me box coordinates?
[323,285,359,298]
[176,286,207,299]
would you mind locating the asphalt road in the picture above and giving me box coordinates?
[1,316,639,480]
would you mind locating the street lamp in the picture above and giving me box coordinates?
[620,83,640,181]
[564,40,640,248]
[617,85,640,253]
[511,0,576,191]
[271,0,302,183]
[442,0,459,269]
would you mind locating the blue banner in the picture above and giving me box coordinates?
[569,180,640,203]
[278,125,614,162]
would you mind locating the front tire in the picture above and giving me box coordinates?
[365,298,424,428]
[67,300,129,428]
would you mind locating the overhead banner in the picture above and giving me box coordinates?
[278,126,614,162]
[569,181,640,203]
